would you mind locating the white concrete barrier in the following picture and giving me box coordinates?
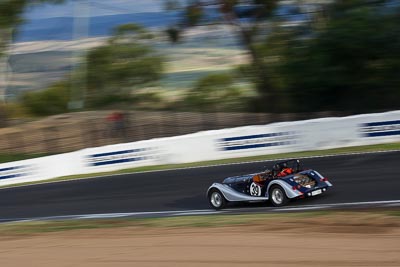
[0,111,399,186]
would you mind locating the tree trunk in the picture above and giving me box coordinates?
[0,28,13,103]
[224,10,277,112]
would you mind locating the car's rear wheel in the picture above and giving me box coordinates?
[269,185,289,207]
[208,189,227,210]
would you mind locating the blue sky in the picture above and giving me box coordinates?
[24,0,166,19]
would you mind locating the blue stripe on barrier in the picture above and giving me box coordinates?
[366,130,400,137]
[222,141,294,151]
[363,120,400,127]
[0,166,23,172]
[0,173,24,180]
[221,132,288,142]
[90,149,143,158]
[91,157,143,166]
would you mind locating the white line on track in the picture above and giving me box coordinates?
[1,149,400,191]
[2,199,400,223]
[271,199,400,212]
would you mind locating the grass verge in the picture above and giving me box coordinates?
[1,142,399,189]
[0,153,51,164]
[1,210,399,236]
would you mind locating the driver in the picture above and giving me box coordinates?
[278,167,294,176]
[276,162,294,177]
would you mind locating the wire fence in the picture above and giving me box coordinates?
[0,110,342,154]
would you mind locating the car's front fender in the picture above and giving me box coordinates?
[207,183,269,202]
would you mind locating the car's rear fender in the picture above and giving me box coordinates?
[312,170,333,187]
[266,180,303,199]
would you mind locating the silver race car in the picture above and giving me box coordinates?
[207,159,332,209]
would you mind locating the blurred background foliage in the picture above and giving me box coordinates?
[166,0,400,113]
[0,0,399,118]
[270,0,400,112]
[21,81,69,116]
[183,73,250,112]
[0,0,64,55]
[84,23,164,108]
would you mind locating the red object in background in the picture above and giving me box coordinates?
[107,112,123,122]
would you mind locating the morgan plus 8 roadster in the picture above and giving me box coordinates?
[207,159,332,209]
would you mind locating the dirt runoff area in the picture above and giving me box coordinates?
[1,213,400,267]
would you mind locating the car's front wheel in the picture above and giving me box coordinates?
[208,189,227,210]
[269,185,289,207]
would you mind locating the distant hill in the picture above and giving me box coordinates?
[15,3,313,43]
[15,11,180,42]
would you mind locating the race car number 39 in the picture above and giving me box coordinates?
[250,182,262,196]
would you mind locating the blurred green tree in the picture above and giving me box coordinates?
[83,24,164,107]
[166,0,399,113]
[165,0,283,112]
[0,0,64,56]
[21,81,69,116]
[184,73,249,112]
[0,1,64,121]
[0,0,64,119]
[20,23,164,114]
[277,0,400,112]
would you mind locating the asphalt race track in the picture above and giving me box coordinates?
[0,151,399,221]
